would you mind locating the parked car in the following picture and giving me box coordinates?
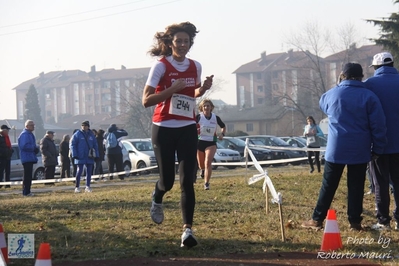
[212,142,242,170]
[10,143,46,181]
[217,137,275,164]
[121,139,157,175]
[236,135,307,165]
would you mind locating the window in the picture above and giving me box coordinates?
[227,124,234,133]
[101,105,111,113]
[101,93,111,101]
[257,85,263,92]
[272,84,279,91]
[246,123,253,132]
[104,81,111,88]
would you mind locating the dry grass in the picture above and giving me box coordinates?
[0,165,398,265]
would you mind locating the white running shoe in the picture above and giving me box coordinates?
[150,201,164,224]
[371,223,391,231]
[74,187,80,193]
[85,187,92,193]
[180,228,198,248]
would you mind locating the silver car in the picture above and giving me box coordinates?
[10,143,46,181]
[212,142,241,170]
[120,139,157,175]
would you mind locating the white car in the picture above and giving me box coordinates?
[212,143,241,170]
[120,139,157,175]
[10,143,46,181]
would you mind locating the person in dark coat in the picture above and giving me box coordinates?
[40,131,58,180]
[104,124,128,180]
[95,129,105,180]
[0,124,14,188]
[59,134,71,178]
[70,129,79,177]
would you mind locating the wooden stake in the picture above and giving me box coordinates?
[265,186,269,214]
[278,202,285,242]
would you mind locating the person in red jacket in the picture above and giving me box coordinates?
[142,21,213,248]
[0,125,14,188]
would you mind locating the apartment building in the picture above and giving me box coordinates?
[13,65,150,123]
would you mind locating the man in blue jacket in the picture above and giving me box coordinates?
[104,124,128,180]
[302,63,387,231]
[364,52,399,231]
[18,120,38,196]
[70,121,99,193]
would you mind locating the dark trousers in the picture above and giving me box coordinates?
[152,124,197,226]
[0,158,10,183]
[44,165,56,180]
[71,157,77,177]
[95,160,104,175]
[61,158,71,178]
[307,151,321,172]
[312,161,367,224]
[369,153,399,224]
[107,153,124,179]
[22,162,34,195]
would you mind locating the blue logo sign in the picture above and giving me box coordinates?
[8,234,34,259]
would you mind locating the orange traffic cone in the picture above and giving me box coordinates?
[0,224,8,264]
[320,209,343,251]
[34,243,52,266]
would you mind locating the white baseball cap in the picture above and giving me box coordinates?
[369,52,394,67]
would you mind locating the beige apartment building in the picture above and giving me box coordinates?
[13,65,150,124]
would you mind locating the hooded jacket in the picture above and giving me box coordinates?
[319,79,387,164]
[104,124,128,155]
[18,129,38,164]
[364,66,399,154]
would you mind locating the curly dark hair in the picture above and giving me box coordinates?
[148,22,199,57]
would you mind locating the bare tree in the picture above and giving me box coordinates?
[280,21,364,123]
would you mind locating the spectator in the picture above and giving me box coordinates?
[196,99,226,190]
[40,131,58,180]
[69,129,79,177]
[303,116,324,173]
[364,52,399,231]
[59,134,71,178]
[95,129,106,181]
[18,120,38,196]
[142,21,213,247]
[104,124,128,180]
[0,125,13,188]
[301,63,387,231]
[70,121,98,193]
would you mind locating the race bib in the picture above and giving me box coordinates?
[201,126,215,136]
[169,94,195,118]
[307,136,316,146]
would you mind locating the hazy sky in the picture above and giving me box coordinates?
[0,0,396,119]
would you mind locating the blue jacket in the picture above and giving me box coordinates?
[104,125,128,155]
[18,129,38,164]
[70,129,98,165]
[364,66,399,154]
[319,80,387,164]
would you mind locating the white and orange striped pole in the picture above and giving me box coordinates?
[0,224,8,264]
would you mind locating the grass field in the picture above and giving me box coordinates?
[0,164,398,265]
